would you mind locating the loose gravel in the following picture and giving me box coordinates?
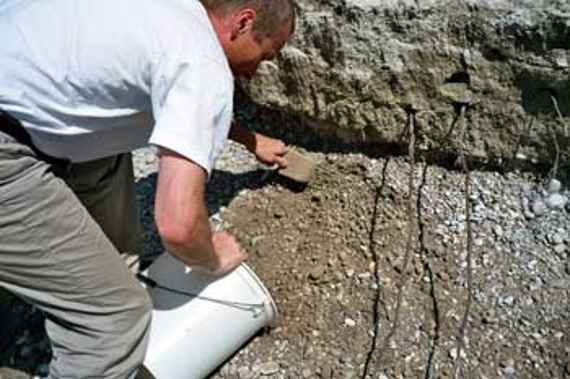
[0,142,568,379]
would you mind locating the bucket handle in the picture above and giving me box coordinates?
[136,273,266,317]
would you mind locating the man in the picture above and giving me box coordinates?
[0,0,296,377]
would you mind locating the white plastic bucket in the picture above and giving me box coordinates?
[141,253,278,379]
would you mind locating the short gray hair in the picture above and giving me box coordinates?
[200,0,296,39]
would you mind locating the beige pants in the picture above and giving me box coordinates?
[0,131,152,378]
[58,153,143,271]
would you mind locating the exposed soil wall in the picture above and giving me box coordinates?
[243,0,570,163]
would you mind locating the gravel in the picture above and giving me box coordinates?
[0,141,569,379]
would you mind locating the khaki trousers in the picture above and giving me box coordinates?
[57,153,143,270]
[0,131,152,378]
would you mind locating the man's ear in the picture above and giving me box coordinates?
[230,8,256,40]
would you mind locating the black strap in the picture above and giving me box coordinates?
[0,110,70,167]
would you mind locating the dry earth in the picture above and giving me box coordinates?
[206,148,569,379]
[0,142,569,379]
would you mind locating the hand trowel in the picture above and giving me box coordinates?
[276,149,315,185]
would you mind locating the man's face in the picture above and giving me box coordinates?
[228,22,292,79]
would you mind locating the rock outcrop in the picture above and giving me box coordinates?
[243,0,570,163]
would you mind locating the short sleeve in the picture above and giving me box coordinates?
[149,57,233,176]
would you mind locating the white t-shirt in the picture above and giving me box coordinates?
[0,0,234,174]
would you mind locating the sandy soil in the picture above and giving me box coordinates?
[0,145,568,379]
[206,151,569,379]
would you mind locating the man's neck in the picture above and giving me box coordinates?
[206,10,231,57]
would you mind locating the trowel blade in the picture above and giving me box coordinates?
[277,150,315,184]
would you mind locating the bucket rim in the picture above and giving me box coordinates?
[237,263,280,327]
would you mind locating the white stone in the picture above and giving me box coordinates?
[449,347,467,360]
[258,362,280,376]
[531,199,548,215]
[545,194,568,210]
[552,49,569,68]
[547,179,562,194]
[344,318,357,327]
[494,225,504,237]
[503,366,516,375]
[549,231,565,245]
[238,367,254,379]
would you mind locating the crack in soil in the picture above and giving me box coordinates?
[361,158,390,379]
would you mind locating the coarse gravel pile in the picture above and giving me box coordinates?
[0,142,568,379]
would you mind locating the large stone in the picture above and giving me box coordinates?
[243,0,570,162]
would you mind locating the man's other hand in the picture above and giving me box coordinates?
[253,133,288,168]
[156,148,246,277]
[208,231,248,276]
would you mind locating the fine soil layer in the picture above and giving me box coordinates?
[0,146,568,379]
[208,150,569,379]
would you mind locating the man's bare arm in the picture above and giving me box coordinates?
[228,122,256,152]
[154,148,245,275]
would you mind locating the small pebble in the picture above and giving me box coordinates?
[545,194,568,210]
[524,209,535,220]
[531,199,548,216]
[553,244,567,255]
[258,362,280,376]
[449,348,459,360]
[500,359,515,368]
[503,366,516,375]
[448,347,467,360]
[344,318,356,327]
[549,232,565,246]
[238,367,253,379]
[321,365,334,379]
[482,309,498,324]
[494,226,504,237]
[551,279,570,289]
[502,296,514,306]
[547,179,562,194]
[308,265,326,281]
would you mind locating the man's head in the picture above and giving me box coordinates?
[201,0,296,78]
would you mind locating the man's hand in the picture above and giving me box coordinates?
[207,231,248,276]
[252,133,288,168]
[228,122,288,168]
[155,148,246,276]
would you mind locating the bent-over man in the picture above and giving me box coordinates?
[0,0,296,377]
